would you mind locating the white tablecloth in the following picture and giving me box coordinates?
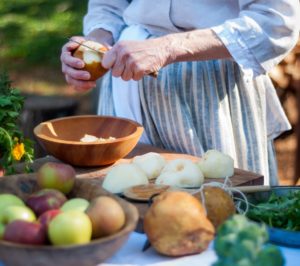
[100,232,300,266]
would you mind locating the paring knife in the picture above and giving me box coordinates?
[68,38,106,55]
[69,38,158,78]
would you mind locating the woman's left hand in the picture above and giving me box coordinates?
[101,37,172,81]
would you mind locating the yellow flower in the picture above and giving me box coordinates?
[12,142,25,161]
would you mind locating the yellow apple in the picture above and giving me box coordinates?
[85,196,125,238]
[73,40,109,81]
[48,211,92,246]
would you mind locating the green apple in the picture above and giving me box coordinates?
[0,223,5,239]
[61,198,89,212]
[1,205,36,225]
[48,210,92,246]
[0,193,25,214]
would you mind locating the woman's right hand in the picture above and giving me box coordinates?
[61,36,97,92]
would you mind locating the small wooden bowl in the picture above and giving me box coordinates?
[0,175,139,266]
[34,115,144,166]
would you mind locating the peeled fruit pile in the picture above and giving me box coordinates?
[195,186,236,229]
[155,158,204,187]
[144,191,215,256]
[73,40,109,81]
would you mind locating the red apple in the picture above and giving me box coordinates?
[3,220,46,245]
[37,162,76,194]
[26,189,67,216]
[38,209,62,231]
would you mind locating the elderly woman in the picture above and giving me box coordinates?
[61,0,300,185]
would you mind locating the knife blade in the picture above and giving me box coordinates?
[69,38,158,78]
[68,38,106,55]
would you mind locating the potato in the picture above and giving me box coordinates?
[144,191,215,256]
[102,163,149,194]
[194,186,236,229]
[73,40,108,81]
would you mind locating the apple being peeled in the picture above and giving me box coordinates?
[73,40,109,81]
[37,162,76,194]
[155,159,204,188]
[26,189,67,216]
[48,211,92,246]
[197,149,234,178]
[3,220,46,245]
[86,196,125,238]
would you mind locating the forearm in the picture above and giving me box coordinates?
[164,29,231,65]
[86,28,114,46]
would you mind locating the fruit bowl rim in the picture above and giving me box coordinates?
[33,115,144,145]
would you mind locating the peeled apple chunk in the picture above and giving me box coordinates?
[155,159,204,188]
[197,149,234,178]
[144,191,215,256]
[73,40,108,81]
[194,186,236,229]
[132,152,166,180]
[102,163,149,194]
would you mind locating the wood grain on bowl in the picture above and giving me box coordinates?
[33,115,144,167]
[0,175,138,266]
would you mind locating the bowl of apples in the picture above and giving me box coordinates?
[0,162,139,266]
[34,115,144,167]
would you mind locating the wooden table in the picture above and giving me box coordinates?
[10,143,264,232]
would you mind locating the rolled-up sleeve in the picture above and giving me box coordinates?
[83,0,129,42]
[212,0,300,77]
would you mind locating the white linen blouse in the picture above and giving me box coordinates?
[83,0,300,77]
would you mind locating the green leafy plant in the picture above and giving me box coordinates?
[246,191,300,231]
[0,71,34,174]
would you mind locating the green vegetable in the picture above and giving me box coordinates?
[213,215,284,266]
[246,191,300,231]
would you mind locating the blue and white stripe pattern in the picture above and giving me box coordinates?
[97,59,290,185]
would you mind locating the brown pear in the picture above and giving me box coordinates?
[144,191,215,256]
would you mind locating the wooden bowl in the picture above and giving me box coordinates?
[0,175,139,266]
[34,115,144,166]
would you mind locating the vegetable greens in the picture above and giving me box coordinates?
[246,191,300,231]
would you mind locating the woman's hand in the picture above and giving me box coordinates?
[60,29,114,91]
[102,37,173,81]
[60,36,97,92]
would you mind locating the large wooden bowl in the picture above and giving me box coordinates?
[34,115,144,166]
[0,175,139,266]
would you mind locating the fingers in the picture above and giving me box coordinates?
[65,75,96,92]
[61,36,96,91]
[102,49,117,69]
